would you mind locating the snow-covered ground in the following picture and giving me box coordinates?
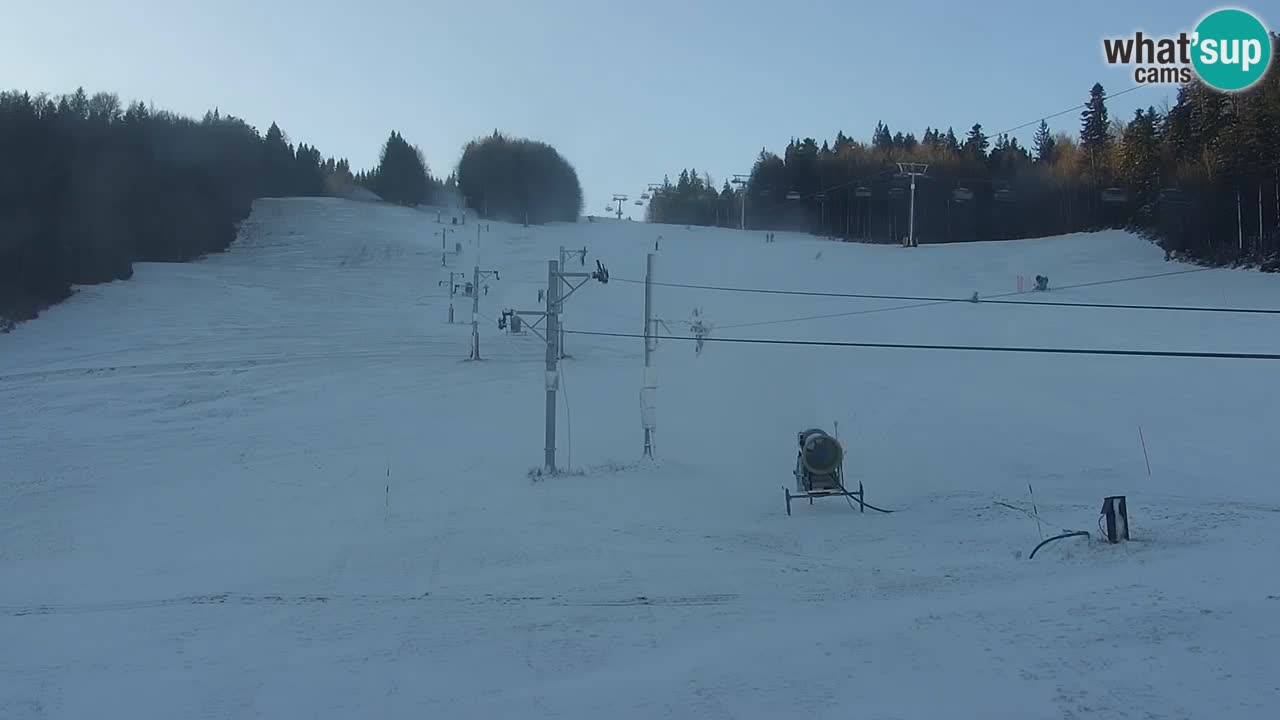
[3,197,1278,719]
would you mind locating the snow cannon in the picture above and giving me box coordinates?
[799,429,843,483]
[785,427,866,516]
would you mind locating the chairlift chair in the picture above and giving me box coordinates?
[994,188,1016,203]
[785,190,802,200]
[1158,187,1189,205]
[952,187,974,202]
[640,192,650,200]
[854,186,872,198]
[634,200,643,206]
[888,187,905,200]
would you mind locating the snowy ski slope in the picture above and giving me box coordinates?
[3,197,1279,719]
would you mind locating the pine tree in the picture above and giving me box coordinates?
[872,122,893,152]
[963,123,989,162]
[1120,108,1160,212]
[1033,119,1057,164]
[1080,83,1111,178]
[1007,137,1029,164]
[371,130,430,206]
[943,127,961,155]
[0,88,329,320]
[262,122,295,197]
[719,181,735,227]
[1163,86,1197,165]
[988,133,1010,174]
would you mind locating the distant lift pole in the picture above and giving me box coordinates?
[503,258,609,474]
[643,184,663,222]
[896,163,928,247]
[436,227,457,265]
[642,252,657,458]
[557,245,589,358]
[612,194,629,220]
[731,174,750,229]
[468,265,500,360]
[436,227,456,252]
[438,271,467,323]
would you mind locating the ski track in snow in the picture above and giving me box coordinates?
[2,197,1279,719]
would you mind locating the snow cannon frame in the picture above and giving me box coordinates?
[785,428,866,515]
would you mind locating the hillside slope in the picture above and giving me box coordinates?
[2,198,1278,719]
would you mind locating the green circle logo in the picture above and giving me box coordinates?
[1191,8,1272,91]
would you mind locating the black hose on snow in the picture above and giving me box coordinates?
[842,494,896,513]
[1028,531,1091,559]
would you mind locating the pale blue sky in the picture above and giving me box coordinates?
[5,1,1275,215]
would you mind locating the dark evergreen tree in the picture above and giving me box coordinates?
[368,131,431,206]
[0,88,341,324]
[721,39,1280,265]
[872,122,893,153]
[1033,119,1057,164]
[262,122,295,197]
[1120,108,1160,217]
[1080,82,1112,178]
[293,143,325,196]
[719,181,735,226]
[963,123,989,161]
[455,131,582,224]
[943,127,961,155]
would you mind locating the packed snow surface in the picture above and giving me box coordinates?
[3,198,1278,719]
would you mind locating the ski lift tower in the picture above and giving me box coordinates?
[731,174,750,229]
[896,162,929,247]
[611,194,629,220]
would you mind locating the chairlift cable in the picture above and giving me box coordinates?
[563,329,1280,361]
[610,269,1273,316]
